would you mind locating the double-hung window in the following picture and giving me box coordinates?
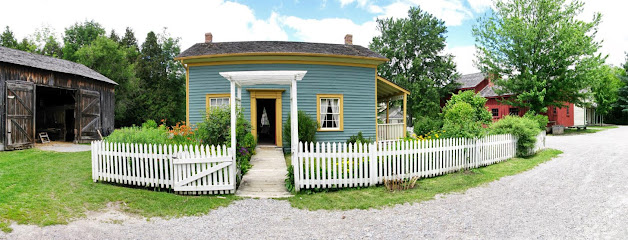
[317,94,343,131]
[206,94,230,110]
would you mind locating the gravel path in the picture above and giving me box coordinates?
[3,127,627,239]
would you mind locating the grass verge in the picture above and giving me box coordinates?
[287,149,562,210]
[0,149,237,232]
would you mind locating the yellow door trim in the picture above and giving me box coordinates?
[250,89,283,147]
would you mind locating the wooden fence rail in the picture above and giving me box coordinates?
[91,141,236,194]
[294,133,545,191]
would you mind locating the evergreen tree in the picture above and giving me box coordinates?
[608,54,628,123]
[0,26,19,48]
[109,29,120,44]
[120,27,139,63]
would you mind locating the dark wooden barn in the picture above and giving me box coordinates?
[0,46,116,150]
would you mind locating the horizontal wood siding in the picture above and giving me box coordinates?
[188,64,376,144]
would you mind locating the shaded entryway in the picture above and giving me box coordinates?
[256,99,276,145]
[36,86,76,142]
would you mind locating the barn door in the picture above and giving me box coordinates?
[77,89,101,143]
[5,81,35,150]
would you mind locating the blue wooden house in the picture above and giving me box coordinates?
[176,33,409,148]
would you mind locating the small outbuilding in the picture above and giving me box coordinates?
[0,46,116,150]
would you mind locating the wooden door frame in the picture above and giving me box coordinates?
[248,89,284,147]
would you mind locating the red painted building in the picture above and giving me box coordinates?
[454,73,574,127]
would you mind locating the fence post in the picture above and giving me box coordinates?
[369,142,377,186]
[91,141,97,182]
[294,142,301,192]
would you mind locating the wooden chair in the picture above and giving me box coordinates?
[39,132,51,144]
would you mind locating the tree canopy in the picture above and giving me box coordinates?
[473,0,604,113]
[1,21,186,128]
[370,6,459,124]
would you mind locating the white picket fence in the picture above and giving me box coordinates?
[91,141,236,194]
[293,133,545,191]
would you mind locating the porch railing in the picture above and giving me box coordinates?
[377,123,404,141]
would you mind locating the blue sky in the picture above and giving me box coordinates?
[0,0,625,74]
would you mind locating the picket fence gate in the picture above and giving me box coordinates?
[293,133,545,191]
[91,141,236,194]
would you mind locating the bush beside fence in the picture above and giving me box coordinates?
[293,133,545,191]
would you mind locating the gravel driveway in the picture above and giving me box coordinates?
[3,127,627,239]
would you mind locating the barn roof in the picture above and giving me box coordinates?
[177,41,387,59]
[455,72,487,89]
[0,46,117,85]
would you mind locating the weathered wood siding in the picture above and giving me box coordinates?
[188,64,376,144]
[0,62,115,145]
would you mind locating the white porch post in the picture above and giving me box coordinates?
[291,78,299,191]
[230,80,237,192]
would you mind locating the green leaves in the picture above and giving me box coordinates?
[370,6,459,122]
[474,0,603,113]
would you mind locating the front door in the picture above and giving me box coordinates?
[5,81,35,150]
[249,89,283,146]
[256,99,276,145]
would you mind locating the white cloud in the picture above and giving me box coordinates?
[467,0,493,13]
[282,16,378,46]
[377,0,474,26]
[0,0,288,50]
[337,0,372,7]
[446,45,480,74]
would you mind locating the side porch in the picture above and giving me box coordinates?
[376,76,410,141]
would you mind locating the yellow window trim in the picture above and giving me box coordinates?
[316,94,344,132]
[205,93,231,111]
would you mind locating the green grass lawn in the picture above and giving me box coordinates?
[558,125,618,135]
[0,149,238,233]
[286,149,562,210]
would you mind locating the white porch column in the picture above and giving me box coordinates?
[230,81,237,150]
[230,80,237,193]
[290,78,299,191]
[290,79,298,156]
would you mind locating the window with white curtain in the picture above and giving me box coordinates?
[209,97,230,109]
[206,94,231,110]
[317,94,343,131]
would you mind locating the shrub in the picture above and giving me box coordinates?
[490,116,541,156]
[105,126,170,144]
[442,102,487,138]
[283,110,318,147]
[440,91,492,138]
[142,119,158,129]
[346,132,373,144]
[413,116,443,136]
[523,111,549,131]
[443,90,492,124]
[195,107,231,146]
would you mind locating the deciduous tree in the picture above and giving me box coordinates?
[370,7,459,125]
[473,0,604,113]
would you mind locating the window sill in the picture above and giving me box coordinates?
[317,128,343,132]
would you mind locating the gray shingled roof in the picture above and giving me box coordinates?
[0,46,117,85]
[478,85,512,98]
[455,72,487,89]
[177,41,387,59]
